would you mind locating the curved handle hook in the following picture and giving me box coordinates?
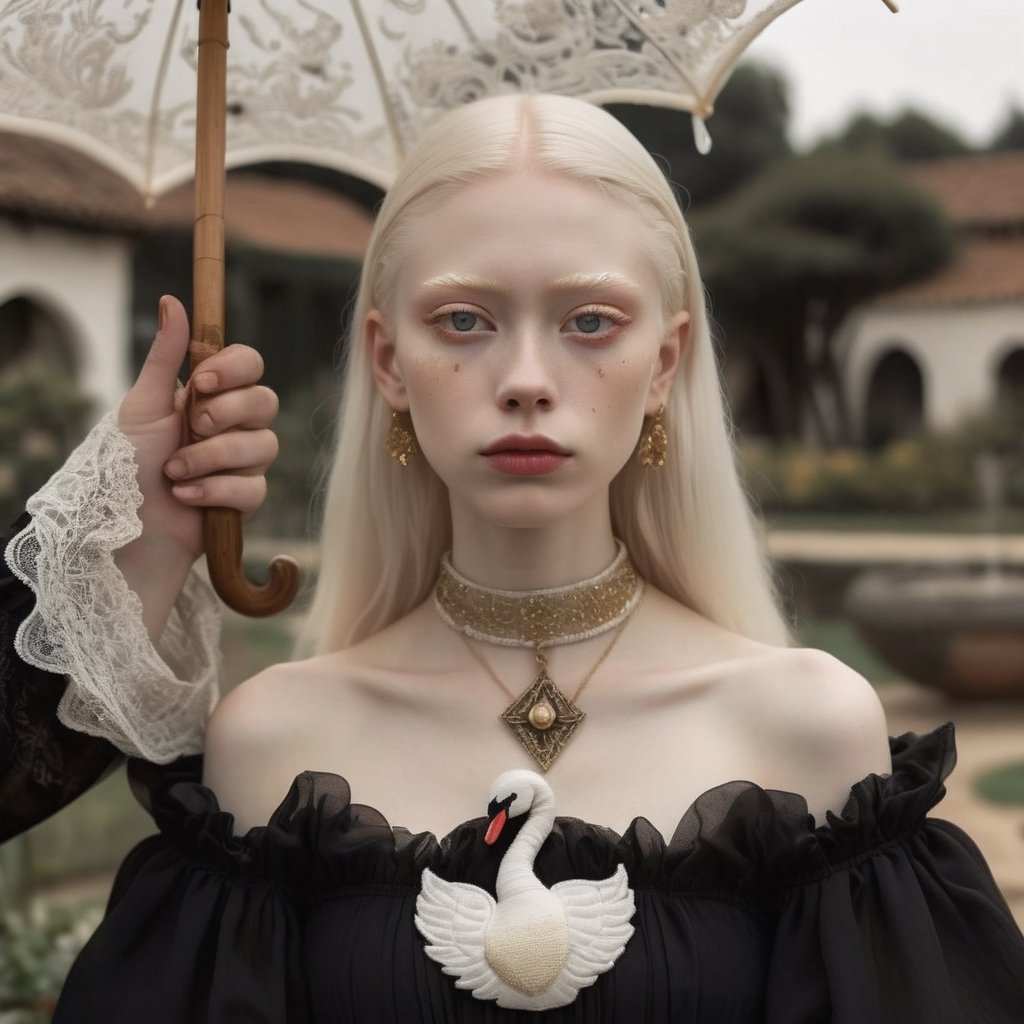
[203,508,300,617]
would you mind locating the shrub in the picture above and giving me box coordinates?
[741,404,1024,514]
[0,900,102,1021]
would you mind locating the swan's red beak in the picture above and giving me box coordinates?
[484,809,507,846]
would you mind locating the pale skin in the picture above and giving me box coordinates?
[193,170,893,838]
[114,294,279,641]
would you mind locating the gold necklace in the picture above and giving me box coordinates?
[433,545,644,771]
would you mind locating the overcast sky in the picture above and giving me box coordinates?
[744,0,1024,148]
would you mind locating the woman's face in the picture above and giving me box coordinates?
[368,170,687,532]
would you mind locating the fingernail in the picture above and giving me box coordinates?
[165,457,187,479]
[158,296,168,332]
[193,371,217,392]
[196,411,214,434]
[172,484,203,500]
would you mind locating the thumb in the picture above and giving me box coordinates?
[124,295,190,422]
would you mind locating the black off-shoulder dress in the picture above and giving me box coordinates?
[3,518,1024,1023]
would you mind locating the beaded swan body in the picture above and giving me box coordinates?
[414,769,635,1011]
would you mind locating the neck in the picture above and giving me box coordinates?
[496,786,556,901]
[448,503,618,591]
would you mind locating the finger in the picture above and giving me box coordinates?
[189,344,265,395]
[124,296,190,421]
[170,474,268,517]
[164,429,279,481]
[190,386,279,437]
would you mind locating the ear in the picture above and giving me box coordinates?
[646,310,689,415]
[366,308,408,411]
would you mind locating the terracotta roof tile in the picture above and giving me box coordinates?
[905,153,1024,229]
[873,235,1024,307]
[0,132,144,230]
[149,176,373,259]
[0,132,373,257]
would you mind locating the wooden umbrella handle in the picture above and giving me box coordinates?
[192,0,299,617]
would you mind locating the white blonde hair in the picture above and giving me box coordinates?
[299,94,790,654]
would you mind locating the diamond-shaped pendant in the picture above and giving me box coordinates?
[501,665,585,772]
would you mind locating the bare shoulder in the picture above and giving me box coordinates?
[202,654,354,831]
[725,645,893,821]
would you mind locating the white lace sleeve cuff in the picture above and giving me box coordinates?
[2,410,221,763]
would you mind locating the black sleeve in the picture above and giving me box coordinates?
[765,726,1024,1023]
[0,513,121,842]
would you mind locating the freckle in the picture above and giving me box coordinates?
[597,367,604,378]
[453,363,460,373]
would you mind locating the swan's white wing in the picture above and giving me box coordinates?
[415,868,504,998]
[551,863,635,989]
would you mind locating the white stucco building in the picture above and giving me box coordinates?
[0,132,373,423]
[0,218,134,413]
[838,154,1024,446]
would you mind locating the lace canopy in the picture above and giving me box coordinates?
[0,0,805,195]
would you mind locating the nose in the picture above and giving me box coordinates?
[495,330,557,411]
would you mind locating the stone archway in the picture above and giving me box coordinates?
[996,344,1024,407]
[864,347,924,449]
[0,294,78,379]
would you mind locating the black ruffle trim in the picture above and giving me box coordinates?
[144,725,957,904]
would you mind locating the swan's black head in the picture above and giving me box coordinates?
[484,792,516,846]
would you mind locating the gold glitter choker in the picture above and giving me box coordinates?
[433,544,644,770]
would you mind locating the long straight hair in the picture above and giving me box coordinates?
[299,94,790,655]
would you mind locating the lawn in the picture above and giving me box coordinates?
[974,762,1024,807]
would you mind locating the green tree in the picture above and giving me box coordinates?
[820,109,971,161]
[691,153,953,442]
[607,61,792,209]
[0,370,94,530]
[990,107,1024,152]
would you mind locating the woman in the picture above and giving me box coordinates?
[4,94,1023,1021]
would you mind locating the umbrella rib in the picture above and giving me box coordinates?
[143,0,188,206]
[604,0,706,115]
[443,0,480,44]
[348,0,406,167]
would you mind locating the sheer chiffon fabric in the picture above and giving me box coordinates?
[55,726,1024,1023]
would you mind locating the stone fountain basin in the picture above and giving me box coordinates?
[844,568,1024,699]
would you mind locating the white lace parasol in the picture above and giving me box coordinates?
[0,0,897,199]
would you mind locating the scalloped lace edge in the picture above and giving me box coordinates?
[3,410,221,763]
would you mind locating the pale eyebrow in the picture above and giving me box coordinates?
[417,271,642,296]
[418,272,503,292]
[549,272,641,295]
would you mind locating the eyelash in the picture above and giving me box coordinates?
[424,305,629,341]
[424,307,494,339]
[565,306,630,339]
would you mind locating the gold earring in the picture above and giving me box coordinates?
[386,410,417,466]
[637,405,667,468]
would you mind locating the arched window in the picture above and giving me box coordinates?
[0,295,77,378]
[0,295,85,527]
[864,348,924,449]
[996,345,1024,407]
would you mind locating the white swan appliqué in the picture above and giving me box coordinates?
[414,769,635,1011]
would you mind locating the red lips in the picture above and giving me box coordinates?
[482,436,570,476]
[481,435,570,456]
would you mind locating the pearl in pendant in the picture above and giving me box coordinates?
[528,701,556,731]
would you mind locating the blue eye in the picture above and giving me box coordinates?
[450,311,478,332]
[574,313,603,333]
